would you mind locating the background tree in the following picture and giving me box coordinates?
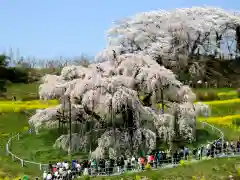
[98,7,240,87]
[0,54,10,97]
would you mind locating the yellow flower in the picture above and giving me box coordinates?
[192,176,197,180]
[135,175,141,180]
[23,126,29,131]
[180,160,188,166]
[145,163,151,170]
[217,91,237,96]
[13,107,20,113]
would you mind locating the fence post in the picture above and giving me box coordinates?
[9,138,11,148]
[20,159,24,167]
[12,154,14,161]
[39,164,42,170]
[17,133,20,141]
[6,144,9,156]
[202,122,205,128]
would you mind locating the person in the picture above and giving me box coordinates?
[76,161,81,176]
[139,156,145,170]
[67,169,72,179]
[22,175,29,180]
[48,161,53,172]
[157,151,162,166]
[126,158,131,171]
[109,158,115,174]
[120,156,125,173]
[98,158,105,175]
[72,160,77,171]
[105,159,110,175]
[63,160,69,170]
[56,162,62,168]
[183,146,189,160]
[237,140,240,152]
[12,96,16,101]
[116,157,121,173]
[46,172,52,180]
[131,156,136,170]
[149,154,154,167]
[83,166,89,176]
[59,166,64,175]
[43,171,47,180]
[154,151,159,168]
[90,159,97,175]
[52,166,57,174]
[54,170,59,179]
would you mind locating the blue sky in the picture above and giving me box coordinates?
[0,0,239,59]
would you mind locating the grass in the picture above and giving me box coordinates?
[193,88,234,93]
[209,103,240,117]
[11,128,88,163]
[88,157,240,180]
[210,124,240,141]
[6,83,39,100]
[0,112,41,179]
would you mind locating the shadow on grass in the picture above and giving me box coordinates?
[192,129,218,148]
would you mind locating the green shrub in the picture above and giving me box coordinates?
[237,167,240,176]
[217,91,238,100]
[196,91,219,101]
[237,88,240,98]
[21,95,39,101]
[232,118,240,127]
[83,175,90,180]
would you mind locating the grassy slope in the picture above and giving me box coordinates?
[11,128,88,163]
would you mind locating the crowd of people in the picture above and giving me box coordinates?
[42,139,240,180]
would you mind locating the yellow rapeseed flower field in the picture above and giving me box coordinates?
[201,98,240,105]
[217,91,237,96]
[0,176,23,180]
[0,100,59,112]
[198,114,240,126]
[0,99,59,105]
[0,98,239,127]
